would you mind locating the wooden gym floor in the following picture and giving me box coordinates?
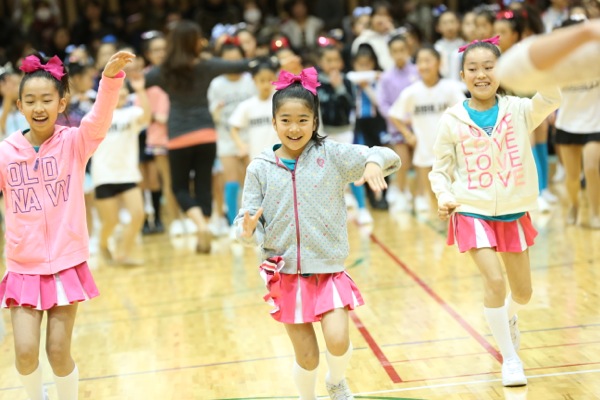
[0,183,599,400]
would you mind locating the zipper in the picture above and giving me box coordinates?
[33,146,51,265]
[290,167,302,274]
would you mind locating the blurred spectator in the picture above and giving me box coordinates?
[48,26,71,61]
[194,0,241,37]
[280,0,324,51]
[314,0,346,31]
[352,1,396,70]
[542,0,569,32]
[434,10,465,82]
[461,10,478,42]
[71,0,118,50]
[28,0,61,52]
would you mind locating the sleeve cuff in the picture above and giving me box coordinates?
[365,153,384,169]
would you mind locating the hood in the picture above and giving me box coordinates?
[4,126,69,150]
[255,141,317,165]
[444,95,508,126]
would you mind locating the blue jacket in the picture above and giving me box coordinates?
[234,140,400,274]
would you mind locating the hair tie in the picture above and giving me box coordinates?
[353,6,372,18]
[19,55,65,81]
[458,35,500,53]
[222,35,241,46]
[272,67,321,95]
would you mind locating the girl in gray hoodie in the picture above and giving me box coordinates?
[235,67,400,400]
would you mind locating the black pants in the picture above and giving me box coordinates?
[168,142,216,217]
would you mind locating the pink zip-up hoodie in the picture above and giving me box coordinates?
[0,73,125,275]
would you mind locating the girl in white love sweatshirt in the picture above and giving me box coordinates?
[429,39,561,388]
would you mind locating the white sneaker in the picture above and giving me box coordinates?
[415,195,430,212]
[502,357,527,387]
[169,219,185,237]
[552,163,565,183]
[386,185,401,204]
[183,218,198,234]
[590,215,600,230]
[509,315,520,352]
[541,189,558,203]
[344,192,358,209]
[356,208,373,225]
[537,197,551,213]
[326,378,354,399]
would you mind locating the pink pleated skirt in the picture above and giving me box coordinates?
[0,262,99,310]
[448,213,538,253]
[259,257,364,324]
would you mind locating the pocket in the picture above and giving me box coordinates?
[302,217,347,259]
[6,224,46,263]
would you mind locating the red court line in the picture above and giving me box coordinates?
[370,233,502,363]
[350,311,403,383]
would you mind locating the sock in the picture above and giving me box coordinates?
[292,361,318,400]
[506,294,525,320]
[151,190,162,225]
[18,363,44,400]
[54,365,78,400]
[224,181,240,225]
[532,144,543,192]
[326,342,353,385]
[536,142,549,191]
[484,306,518,362]
[350,183,366,209]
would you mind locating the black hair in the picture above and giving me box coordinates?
[67,61,93,77]
[251,61,277,77]
[476,9,496,25]
[495,9,527,41]
[353,43,382,71]
[18,53,70,99]
[436,10,461,25]
[416,45,441,61]
[218,42,246,58]
[317,44,340,59]
[460,41,501,71]
[387,34,408,48]
[272,82,325,146]
[559,15,586,29]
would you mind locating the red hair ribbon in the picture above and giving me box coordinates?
[272,67,321,95]
[222,35,240,46]
[458,35,500,53]
[270,37,290,52]
[19,55,65,81]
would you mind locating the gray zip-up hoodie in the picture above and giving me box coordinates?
[234,139,401,275]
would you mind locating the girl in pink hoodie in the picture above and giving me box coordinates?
[0,51,133,400]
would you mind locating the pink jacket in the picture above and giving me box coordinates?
[0,73,124,275]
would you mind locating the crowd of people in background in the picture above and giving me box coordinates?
[1,0,600,262]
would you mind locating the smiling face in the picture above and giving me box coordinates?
[272,99,316,159]
[461,47,500,104]
[17,77,67,136]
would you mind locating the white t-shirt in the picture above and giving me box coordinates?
[389,79,466,167]
[556,80,600,134]
[92,106,144,187]
[228,95,279,160]
[434,38,466,83]
[0,108,28,138]
[207,73,256,157]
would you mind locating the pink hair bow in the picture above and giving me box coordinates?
[19,55,66,81]
[272,67,321,95]
[458,35,500,53]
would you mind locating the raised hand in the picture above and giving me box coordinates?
[437,202,459,221]
[354,163,387,193]
[240,208,264,238]
[103,51,136,78]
